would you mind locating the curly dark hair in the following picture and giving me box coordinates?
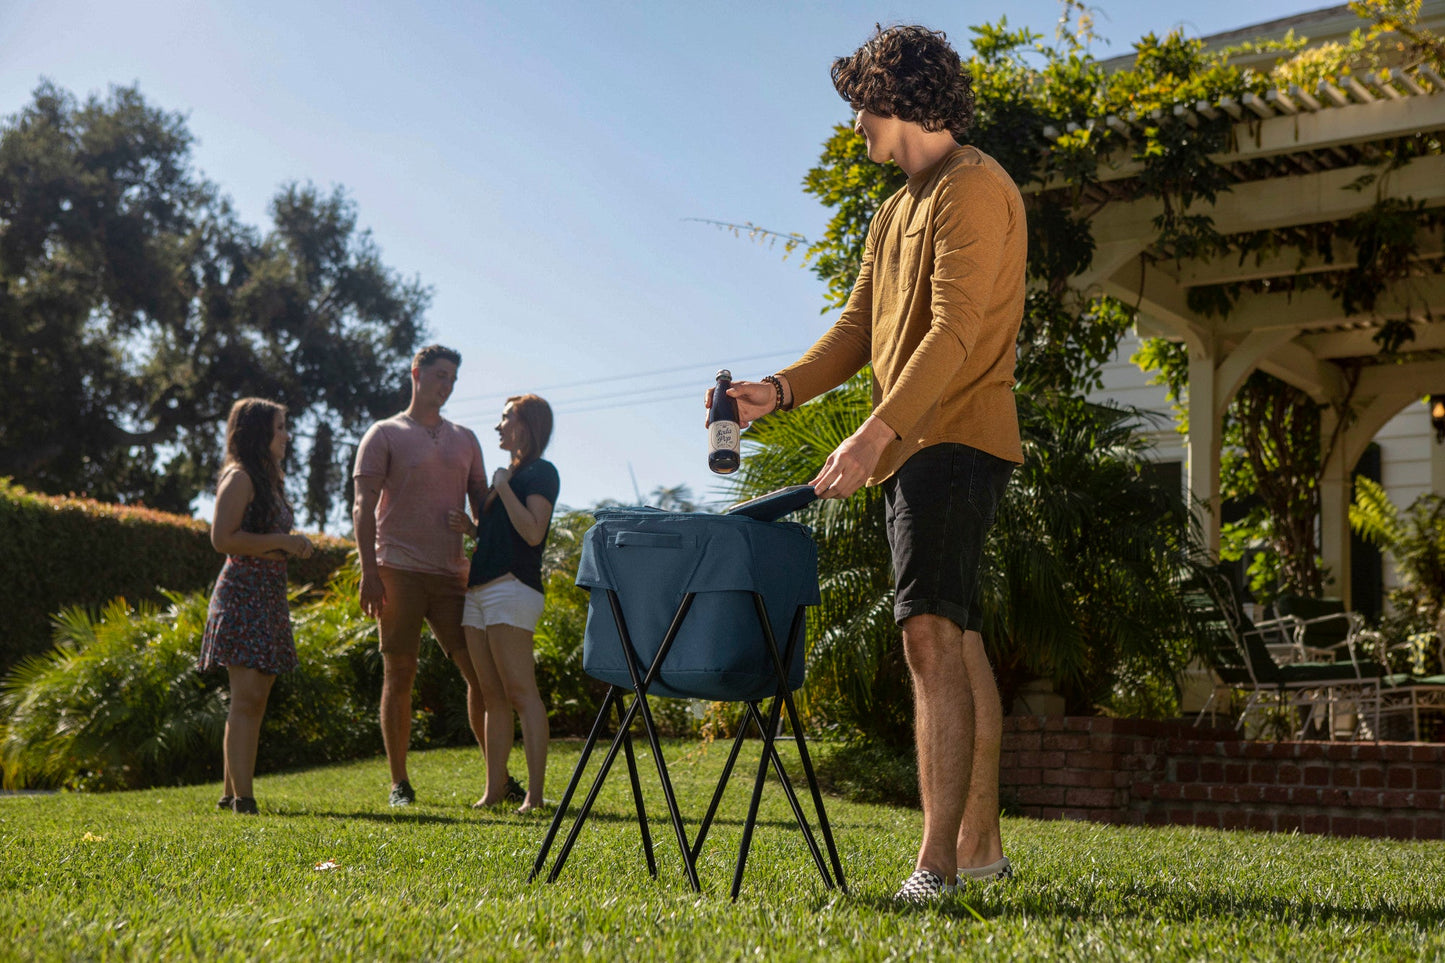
[831,25,974,141]
[221,397,291,533]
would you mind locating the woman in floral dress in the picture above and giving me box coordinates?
[199,398,313,814]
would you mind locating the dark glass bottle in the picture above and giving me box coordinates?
[707,369,740,474]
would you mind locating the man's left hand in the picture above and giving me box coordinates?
[809,415,894,499]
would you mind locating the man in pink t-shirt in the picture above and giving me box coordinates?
[353,344,490,807]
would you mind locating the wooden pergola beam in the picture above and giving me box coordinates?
[1215,274,1445,336]
[1300,323,1445,359]
[1087,154,1445,248]
[1031,92,1445,191]
[1162,228,1445,287]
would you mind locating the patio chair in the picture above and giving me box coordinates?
[1273,594,1367,664]
[1378,672,1445,741]
[1196,566,1385,740]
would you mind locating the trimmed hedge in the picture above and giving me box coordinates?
[0,478,351,676]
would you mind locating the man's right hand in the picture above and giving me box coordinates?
[359,569,386,619]
[704,380,779,429]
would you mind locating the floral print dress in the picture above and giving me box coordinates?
[198,493,298,675]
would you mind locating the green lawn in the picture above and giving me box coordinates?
[2,738,1442,961]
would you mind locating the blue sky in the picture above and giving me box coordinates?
[1,0,1328,514]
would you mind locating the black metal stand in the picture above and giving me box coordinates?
[530,590,846,899]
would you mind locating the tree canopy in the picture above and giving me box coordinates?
[0,81,430,522]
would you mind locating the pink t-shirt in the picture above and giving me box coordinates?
[353,414,486,578]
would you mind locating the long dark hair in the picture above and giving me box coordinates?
[507,394,553,470]
[221,397,290,532]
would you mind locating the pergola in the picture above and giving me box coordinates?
[1051,64,1445,604]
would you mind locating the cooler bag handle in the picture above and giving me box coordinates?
[611,531,695,549]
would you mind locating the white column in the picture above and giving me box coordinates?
[1187,346,1222,556]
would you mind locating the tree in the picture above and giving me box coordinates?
[0,81,429,515]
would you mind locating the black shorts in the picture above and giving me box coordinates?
[883,443,1016,632]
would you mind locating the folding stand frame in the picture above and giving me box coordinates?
[530,589,846,900]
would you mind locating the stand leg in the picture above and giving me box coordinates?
[743,702,834,889]
[619,697,657,877]
[690,707,752,864]
[531,688,618,882]
[730,688,786,900]
[778,688,847,893]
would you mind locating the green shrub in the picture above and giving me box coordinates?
[0,478,351,678]
[0,558,617,791]
[811,738,919,808]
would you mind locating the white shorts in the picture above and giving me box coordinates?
[461,576,545,632]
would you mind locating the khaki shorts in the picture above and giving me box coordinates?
[377,565,468,657]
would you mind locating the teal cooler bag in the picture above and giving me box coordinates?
[577,507,819,701]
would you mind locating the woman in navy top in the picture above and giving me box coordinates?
[448,394,558,812]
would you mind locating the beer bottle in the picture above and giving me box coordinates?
[707,369,740,474]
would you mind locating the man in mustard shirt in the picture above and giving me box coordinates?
[717,25,1026,902]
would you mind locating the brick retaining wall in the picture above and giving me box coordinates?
[1000,717,1445,841]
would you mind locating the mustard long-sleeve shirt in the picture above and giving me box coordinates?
[779,145,1027,484]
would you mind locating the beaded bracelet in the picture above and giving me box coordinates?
[762,374,787,414]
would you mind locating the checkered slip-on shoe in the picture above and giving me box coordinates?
[956,856,1013,886]
[389,780,416,807]
[894,869,955,904]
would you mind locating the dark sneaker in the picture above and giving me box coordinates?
[389,780,416,807]
[957,856,1014,886]
[894,869,954,904]
[217,795,235,810]
[232,796,259,815]
[504,776,526,804]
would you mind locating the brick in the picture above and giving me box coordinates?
[1132,781,1155,800]
[1154,783,1184,801]
[1200,762,1225,782]
[1353,745,1385,763]
[1225,763,1249,784]
[1088,772,1117,790]
[1184,784,1210,801]
[1010,716,1044,732]
[1195,811,1222,828]
[1290,787,1322,805]
[1320,788,1350,807]
[1277,764,1302,785]
[1333,815,1360,836]
[1169,808,1195,826]
[1387,817,1416,840]
[1040,751,1068,769]
[1303,767,1331,787]
[1323,744,1356,762]
[1006,768,1042,786]
[1019,786,1067,807]
[1332,768,1358,788]
[1417,768,1442,792]
[1218,810,1247,830]
[1381,790,1413,809]
[1208,785,1239,803]
[1301,813,1330,835]
[1355,817,1388,838]
[1175,761,1199,782]
[1247,812,1275,833]
[1044,769,1094,788]
[1016,750,1045,768]
[1237,784,1265,804]
[1042,733,1091,751]
[1415,817,1443,840]
[1249,763,1276,784]
[1410,745,1445,763]
[1357,767,1385,789]
[1387,768,1414,790]
[1077,750,1115,769]
[1276,813,1303,834]
[1263,786,1291,804]
[1065,788,1118,808]
[1381,745,1413,762]
[1064,717,1095,731]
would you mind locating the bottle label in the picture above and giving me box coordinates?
[709,421,739,452]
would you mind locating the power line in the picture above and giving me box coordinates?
[445,347,806,408]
